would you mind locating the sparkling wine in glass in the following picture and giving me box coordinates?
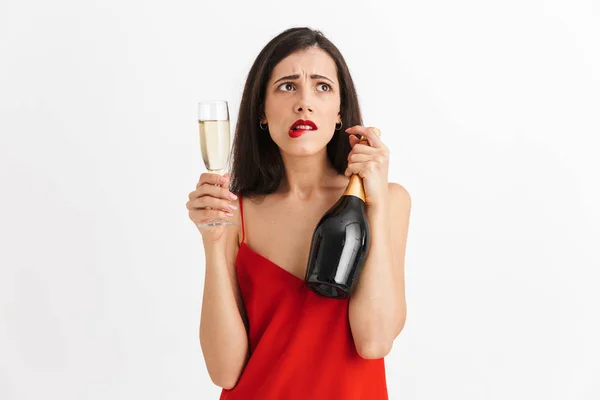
[197,100,237,227]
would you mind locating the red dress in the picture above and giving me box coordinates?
[219,196,388,399]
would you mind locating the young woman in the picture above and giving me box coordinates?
[186,27,411,399]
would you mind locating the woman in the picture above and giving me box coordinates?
[186,27,411,399]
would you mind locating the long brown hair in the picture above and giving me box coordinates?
[229,27,363,197]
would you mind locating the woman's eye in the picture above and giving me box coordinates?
[278,82,295,91]
[317,83,331,92]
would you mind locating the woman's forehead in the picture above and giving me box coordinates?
[271,48,337,80]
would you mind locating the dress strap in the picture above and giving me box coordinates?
[239,195,246,244]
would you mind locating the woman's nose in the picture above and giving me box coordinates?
[296,103,313,113]
[295,87,314,113]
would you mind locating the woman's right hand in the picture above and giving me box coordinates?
[186,172,238,243]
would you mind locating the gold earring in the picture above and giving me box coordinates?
[335,118,343,131]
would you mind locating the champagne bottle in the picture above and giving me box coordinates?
[304,134,374,299]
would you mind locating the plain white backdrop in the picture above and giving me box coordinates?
[1,0,599,399]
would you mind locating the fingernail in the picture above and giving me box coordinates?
[226,211,234,217]
[229,193,238,200]
[228,204,238,211]
[219,176,228,184]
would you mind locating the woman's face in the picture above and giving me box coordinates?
[262,47,342,157]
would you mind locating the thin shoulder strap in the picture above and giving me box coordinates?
[238,195,246,244]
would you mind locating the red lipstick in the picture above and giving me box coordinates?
[289,119,318,138]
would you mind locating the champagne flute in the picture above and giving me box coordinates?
[197,100,238,227]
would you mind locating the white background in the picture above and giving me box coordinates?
[1,0,599,399]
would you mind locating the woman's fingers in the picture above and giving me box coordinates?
[187,173,236,240]
[345,125,385,149]
[187,172,238,214]
[344,161,379,178]
[349,143,378,155]
[194,183,237,200]
[197,172,229,188]
[347,153,372,163]
[193,195,237,212]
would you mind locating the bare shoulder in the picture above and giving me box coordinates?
[388,182,411,212]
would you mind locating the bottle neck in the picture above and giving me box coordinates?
[342,135,369,202]
[343,174,366,202]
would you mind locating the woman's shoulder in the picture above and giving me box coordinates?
[387,182,411,216]
[388,182,410,200]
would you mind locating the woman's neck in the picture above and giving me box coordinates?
[277,150,345,201]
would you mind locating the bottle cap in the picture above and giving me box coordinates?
[368,127,381,137]
[360,126,381,143]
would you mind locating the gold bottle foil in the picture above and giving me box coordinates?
[343,175,366,201]
[343,135,370,202]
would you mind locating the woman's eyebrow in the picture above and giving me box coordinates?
[273,74,335,85]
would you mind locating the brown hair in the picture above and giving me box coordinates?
[229,27,363,196]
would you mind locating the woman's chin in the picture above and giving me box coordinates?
[280,142,327,157]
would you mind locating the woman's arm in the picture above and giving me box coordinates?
[199,220,249,389]
[348,182,411,359]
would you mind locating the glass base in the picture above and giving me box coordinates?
[197,220,239,227]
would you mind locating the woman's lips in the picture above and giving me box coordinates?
[289,126,316,138]
[289,119,317,138]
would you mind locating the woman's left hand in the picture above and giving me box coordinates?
[344,125,390,209]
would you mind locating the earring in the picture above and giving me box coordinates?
[259,120,268,131]
[335,118,343,131]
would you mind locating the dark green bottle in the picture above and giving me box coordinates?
[305,169,371,299]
